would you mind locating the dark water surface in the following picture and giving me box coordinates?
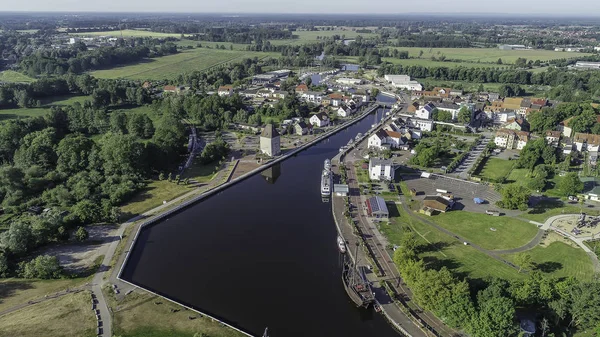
[121,110,399,337]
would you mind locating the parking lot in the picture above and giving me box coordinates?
[453,137,490,179]
[402,173,505,214]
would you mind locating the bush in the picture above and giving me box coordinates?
[18,255,62,279]
[74,226,89,242]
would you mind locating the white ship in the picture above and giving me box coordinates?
[337,235,347,253]
[321,169,331,196]
[324,159,331,171]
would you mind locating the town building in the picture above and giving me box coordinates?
[574,133,600,152]
[218,85,233,97]
[309,113,329,127]
[337,105,354,117]
[415,103,435,120]
[409,118,434,132]
[334,184,349,197]
[260,124,281,157]
[433,102,461,120]
[366,196,389,220]
[336,77,363,85]
[294,121,309,135]
[383,74,423,91]
[574,61,600,70]
[494,129,530,150]
[545,130,561,147]
[423,195,453,213]
[558,117,574,138]
[504,118,528,131]
[369,158,395,181]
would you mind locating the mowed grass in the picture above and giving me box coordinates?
[521,200,600,223]
[0,291,95,337]
[383,204,524,281]
[381,57,508,68]
[0,95,91,121]
[505,238,595,281]
[90,48,277,80]
[478,158,514,181]
[420,211,539,251]
[389,47,591,64]
[0,70,36,83]
[119,180,190,220]
[70,29,186,38]
[0,278,87,312]
[110,291,245,337]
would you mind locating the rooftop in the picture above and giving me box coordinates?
[261,124,280,138]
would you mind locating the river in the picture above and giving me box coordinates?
[121,108,400,337]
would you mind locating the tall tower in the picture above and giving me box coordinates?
[260,124,281,157]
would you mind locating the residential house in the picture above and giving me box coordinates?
[295,84,309,94]
[218,85,233,97]
[545,130,561,147]
[488,93,500,101]
[368,129,389,150]
[504,118,529,131]
[351,91,370,106]
[328,92,344,107]
[409,118,434,132]
[259,124,281,157]
[450,89,463,97]
[574,133,600,152]
[433,101,461,120]
[423,195,452,213]
[337,105,354,117]
[494,129,530,150]
[366,196,389,220]
[558,117,574,138]
[163,85,178,94]
[294,121,309,135]
[416,103,436,120]
[384,130,404,148]
[495,110,517,124]
[301,91,323,103]
[369,158,395,181]
[309,113,329,127]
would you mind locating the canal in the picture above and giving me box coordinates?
[121,107,400,337]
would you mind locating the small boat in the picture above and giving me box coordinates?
[337,235,346,254]
[324,159,331,171]
[347,139,354,145]
[374,304,382,313]
[355,133,363,141]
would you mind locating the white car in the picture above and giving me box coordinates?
[568,196,579,202]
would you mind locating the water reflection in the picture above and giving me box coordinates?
[260,162,282,184]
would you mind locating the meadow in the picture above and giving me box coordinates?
[70,29,186,38]
[476,157,515,181]
[0,70,36,83]
[0,95,92,121]
[90,48,278,80]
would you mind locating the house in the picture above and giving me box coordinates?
[545,130,561,147]
[337,105,354,117]
[574,133,600,152]
[502,97,524,111]
[259,124,281,157]
[369,158,395,181]
[218,85,233,97]
[294,121,309,135]
[488,93,500,101]
[383,74,423,91]
[365,196,389,220]
[575,61,600,70]
[351,91,370,106]
[163,85,178,94]
[423,195,452,213]
[433,102,461,119]
[384,130,404,148]
[142,81,152,89]
[407,102,419,114]
[495,110,517,124]
[301,91,323,103]
[309,113,329,127]
[327,92,344,107]
[416,103,436,120]
[494,129,530,150]
[558,117,574,138]
[504,118,529,131]
[409,118,434,132]
[334,184,349,197]
[368,129,389,150]
[295,84,309,94]
[450,89,463,97]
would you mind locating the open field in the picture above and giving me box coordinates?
[0,291,95,337]
[389,47,592,64]
[90,48,277,80]
[419,211,539,251]
[505,236,595,280]
[118,180,190,220]
[383,204,525,281]
[521,200,600,223]
[70,29,186,38]
[0,95,91,121]
[381,57,509,68]
[175,40,249,51]
[477,158,514,181]
[109,291,244,337]
[0,70,36,83]
[0,278,86,312]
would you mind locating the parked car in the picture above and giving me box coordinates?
[568,196,579,202]
[485,210,500,216]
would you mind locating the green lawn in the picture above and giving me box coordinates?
[504,240,595,281]
[175,40,249,51]
[90,49,278,80]
[70,29,186,38]
[118,180,190,220]
[0,95,92,121]
[0,278,87,312]
[521,199,600,223]
[293,29,377,41]
[477,158,514,181]
[381,57,508,68]
[388,47,591,64]
[421,211,539,251]
[0,70,36,83]
[383,204,525,281]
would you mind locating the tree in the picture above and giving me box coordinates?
[56,134,96,176]
[0,221,33,255]
[478,84,485,92]
[127,113,155,139]
[72,200,102,224]
[74,226,89,242]
[99,133,145,176]
[498,184,530,210]
[435,110,453,122]
[0,251,9,277]
[497,58,503,65]
[558,172,583,197]
[515,253,533,273]
[469,284,517,337]
[370,88,379,100]
[18,255,61,279]
[457,106,471,124]
[305,77,312,87]
[109,111,128,134]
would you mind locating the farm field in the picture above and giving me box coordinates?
[477,158,514,181]
[70,29,186,38]
[175,40,249,51]
[90,48,277,80]
[389,47,591,64]
[383,204,525,281]
[0,291,95,337]
[419,211,539,251]
[382,57,509,68]
[0,70,36,83]
[504,236,595,281]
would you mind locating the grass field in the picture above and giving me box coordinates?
[70,29,186,38]
[505,237,595,280]
[381,57,509,68]
[0,278,87,312]
[109,291,244,337]
[521,200,600,223]
[0,291,95,337]
[383,204,525,281]
[118,180,190,220]
[389,47,591,64]
[90,48,277,80]
[0,95,91,121]
[420,211,539,251]
[0,70,36,83]
[477,158,514,181]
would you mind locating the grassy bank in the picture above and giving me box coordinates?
[0,70,36,83]
[0,278,86,312]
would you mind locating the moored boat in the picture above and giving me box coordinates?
[337,235,346,254]
[321,169,331,196]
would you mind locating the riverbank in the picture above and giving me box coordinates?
[111,103,382,337]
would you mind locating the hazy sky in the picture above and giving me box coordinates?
[0,0,597,15]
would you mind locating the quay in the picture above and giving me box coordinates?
[330,108,456,337]
[115,102,383,337]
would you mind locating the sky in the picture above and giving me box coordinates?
[0,0,597,15]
